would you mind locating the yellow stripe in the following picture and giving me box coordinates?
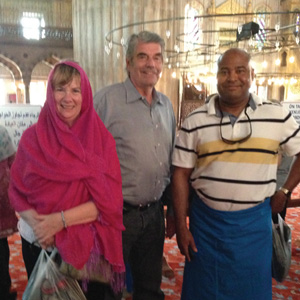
[196,138,279,167]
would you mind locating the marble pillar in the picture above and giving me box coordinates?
[72,0,184,122]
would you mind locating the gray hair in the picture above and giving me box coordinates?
[126,31,165,63]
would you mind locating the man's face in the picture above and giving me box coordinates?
[217,50,254,105]
[126,42,163,90]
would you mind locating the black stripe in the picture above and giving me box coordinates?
[197,189,265,205]
[186,110,208,119]
[181,113,292,133]
[191,176,276,185]
[198,147,278,159]
[250,113,291,123]
[181,122,219,133]
[174,144,197,155]
[280,126,300,146]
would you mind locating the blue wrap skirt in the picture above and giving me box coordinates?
[181,195,272,300]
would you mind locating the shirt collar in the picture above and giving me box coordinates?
[207,93,258,117]
[124,78,161,105]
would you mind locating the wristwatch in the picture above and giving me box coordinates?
[279,187,292,198]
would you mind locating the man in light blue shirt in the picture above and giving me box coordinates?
[94,31,176,300]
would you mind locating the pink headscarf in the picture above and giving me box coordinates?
[9,61,125,290]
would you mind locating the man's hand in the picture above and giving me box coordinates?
[271,190,289,213]
[166,214,175,238]
[176,225,197,262]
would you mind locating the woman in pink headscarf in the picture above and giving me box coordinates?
[9,61,125,299]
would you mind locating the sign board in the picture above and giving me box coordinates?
[282,102,300,125]
[0,104,41,148]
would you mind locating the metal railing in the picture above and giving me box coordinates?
[0,23,73,42]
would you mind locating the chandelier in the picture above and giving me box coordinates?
[105,11,299,70]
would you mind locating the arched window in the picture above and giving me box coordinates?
[295,11,299,43]
[281,51,287,67]
[21,12,45,40]
[184,2,204,52]
[279,85,285,102]
[254,6,270,49]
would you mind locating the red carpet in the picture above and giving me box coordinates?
[8,188,300,299]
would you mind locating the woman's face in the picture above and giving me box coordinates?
[53,76,82,127]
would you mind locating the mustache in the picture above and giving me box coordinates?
[142,67,159,74]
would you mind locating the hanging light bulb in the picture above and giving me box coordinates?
[166,30,171,39]
[238,25,243,34]
[290,78,297,85]
[105,45,110,55]
[168,64,171,69]
[275,40,280,50]
[280,78,285,85]
[172,71,176,78]
[116,52,120,59]
[120,37,125,46]
[262,61,267,68]
[275,23,280,32]
[289,56,295,63]
[259,77,265,85]
[275,58,280,66]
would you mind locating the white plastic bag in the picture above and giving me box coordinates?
[272,213,292,282]
[22,248,87,300]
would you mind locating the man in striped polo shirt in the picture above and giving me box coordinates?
[172,48,300,300]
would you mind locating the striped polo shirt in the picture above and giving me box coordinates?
[172,93,300,211]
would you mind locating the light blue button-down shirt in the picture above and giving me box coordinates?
[94,78,176,205]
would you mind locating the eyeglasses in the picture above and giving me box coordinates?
[219,107,252,144]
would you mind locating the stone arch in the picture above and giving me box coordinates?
[29,54,60,105]
[0,54,24,103]
[29,51,75,106]
[0,53,22,81]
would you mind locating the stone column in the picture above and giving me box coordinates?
[22,73,31,104]
[72,0,181,121]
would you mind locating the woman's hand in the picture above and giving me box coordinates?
[39,236,55,249]
[33,212,63,247]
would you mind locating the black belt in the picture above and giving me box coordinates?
[123,201,158,212]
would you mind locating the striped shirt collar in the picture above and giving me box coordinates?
[207,93,258,117]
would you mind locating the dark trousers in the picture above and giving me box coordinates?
[21,237,115,300]
[121,201,165,300]
[0,238,12,299]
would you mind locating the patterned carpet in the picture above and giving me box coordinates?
[8,187,300,299]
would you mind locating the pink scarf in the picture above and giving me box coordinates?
[9,61,125,290]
